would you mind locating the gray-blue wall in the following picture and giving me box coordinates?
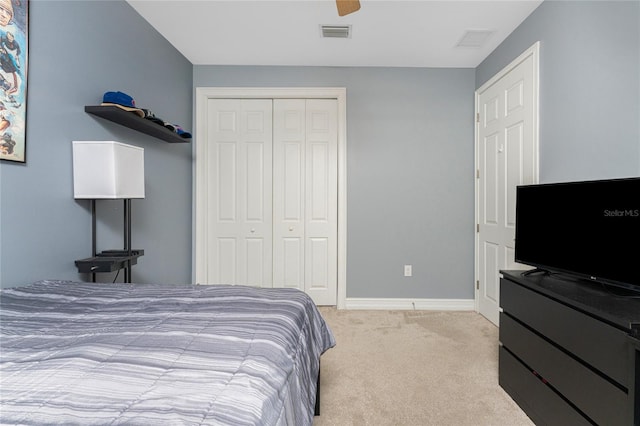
[2,0,637,300]
[476,0,640,183]
[0,1,193,287]
[193,67,476,299]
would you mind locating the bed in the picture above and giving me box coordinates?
[0,280,335,425]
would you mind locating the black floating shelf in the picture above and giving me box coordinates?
[85,105,191,144]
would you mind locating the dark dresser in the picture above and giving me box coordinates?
[499,270,640,425]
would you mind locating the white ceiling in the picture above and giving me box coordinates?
[127,0,543,68]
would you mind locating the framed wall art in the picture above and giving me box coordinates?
[0,0,27,163]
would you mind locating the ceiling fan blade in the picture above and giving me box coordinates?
[336,0,361,17]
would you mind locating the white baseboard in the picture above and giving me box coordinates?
[344,298,475,311]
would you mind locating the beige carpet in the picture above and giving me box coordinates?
[314,308,534,426]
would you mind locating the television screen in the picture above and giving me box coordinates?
[515,178,640,289]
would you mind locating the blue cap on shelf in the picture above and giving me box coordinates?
[101,91,144,117]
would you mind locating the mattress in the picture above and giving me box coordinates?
[0,280,335,425]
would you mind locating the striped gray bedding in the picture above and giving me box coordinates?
[0,280,335,425]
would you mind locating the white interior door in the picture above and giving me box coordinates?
[273,99,338,305]
[205,99,273,287]
[476,43,539,326]
[200,95,339,305]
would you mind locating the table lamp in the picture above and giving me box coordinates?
[72,141,145,282]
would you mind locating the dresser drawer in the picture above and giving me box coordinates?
[499,346,591,426]
[501,313,629,426]
[500,277,630,387]
[631,338,640,426]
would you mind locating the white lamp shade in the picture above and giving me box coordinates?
[73,141,145,199]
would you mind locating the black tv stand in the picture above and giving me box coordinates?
[499,270,640,425]
[527,269,640,298]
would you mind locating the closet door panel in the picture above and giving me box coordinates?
[273,99,306,290]
[282,238,303,288]
[206,99,273,287]
[304,100,338,304]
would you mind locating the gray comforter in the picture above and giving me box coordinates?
[0,280,335,425]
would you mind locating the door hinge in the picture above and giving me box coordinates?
[476,169,480,179]
[476,113,480,123]
[476,280,480,290]
[477,224,480,233]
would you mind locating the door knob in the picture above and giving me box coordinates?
[289,227,294,231]
[250,228,255,233]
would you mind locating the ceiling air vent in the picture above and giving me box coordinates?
[321,25,351,39]
[456,30,494,48]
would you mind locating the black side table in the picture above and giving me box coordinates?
[75,199,143,283]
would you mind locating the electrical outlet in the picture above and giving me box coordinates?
[404,264,412,277]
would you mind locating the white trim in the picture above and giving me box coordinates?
[477,42,541,97]
[345,298,475,311]
[474,42,540,315]
[193,87,348,309]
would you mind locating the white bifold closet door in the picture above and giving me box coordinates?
[205,98,337,305]
[273,99,337,305]
[206,99,274,288]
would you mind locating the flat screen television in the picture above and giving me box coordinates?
[515,178,640,291]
